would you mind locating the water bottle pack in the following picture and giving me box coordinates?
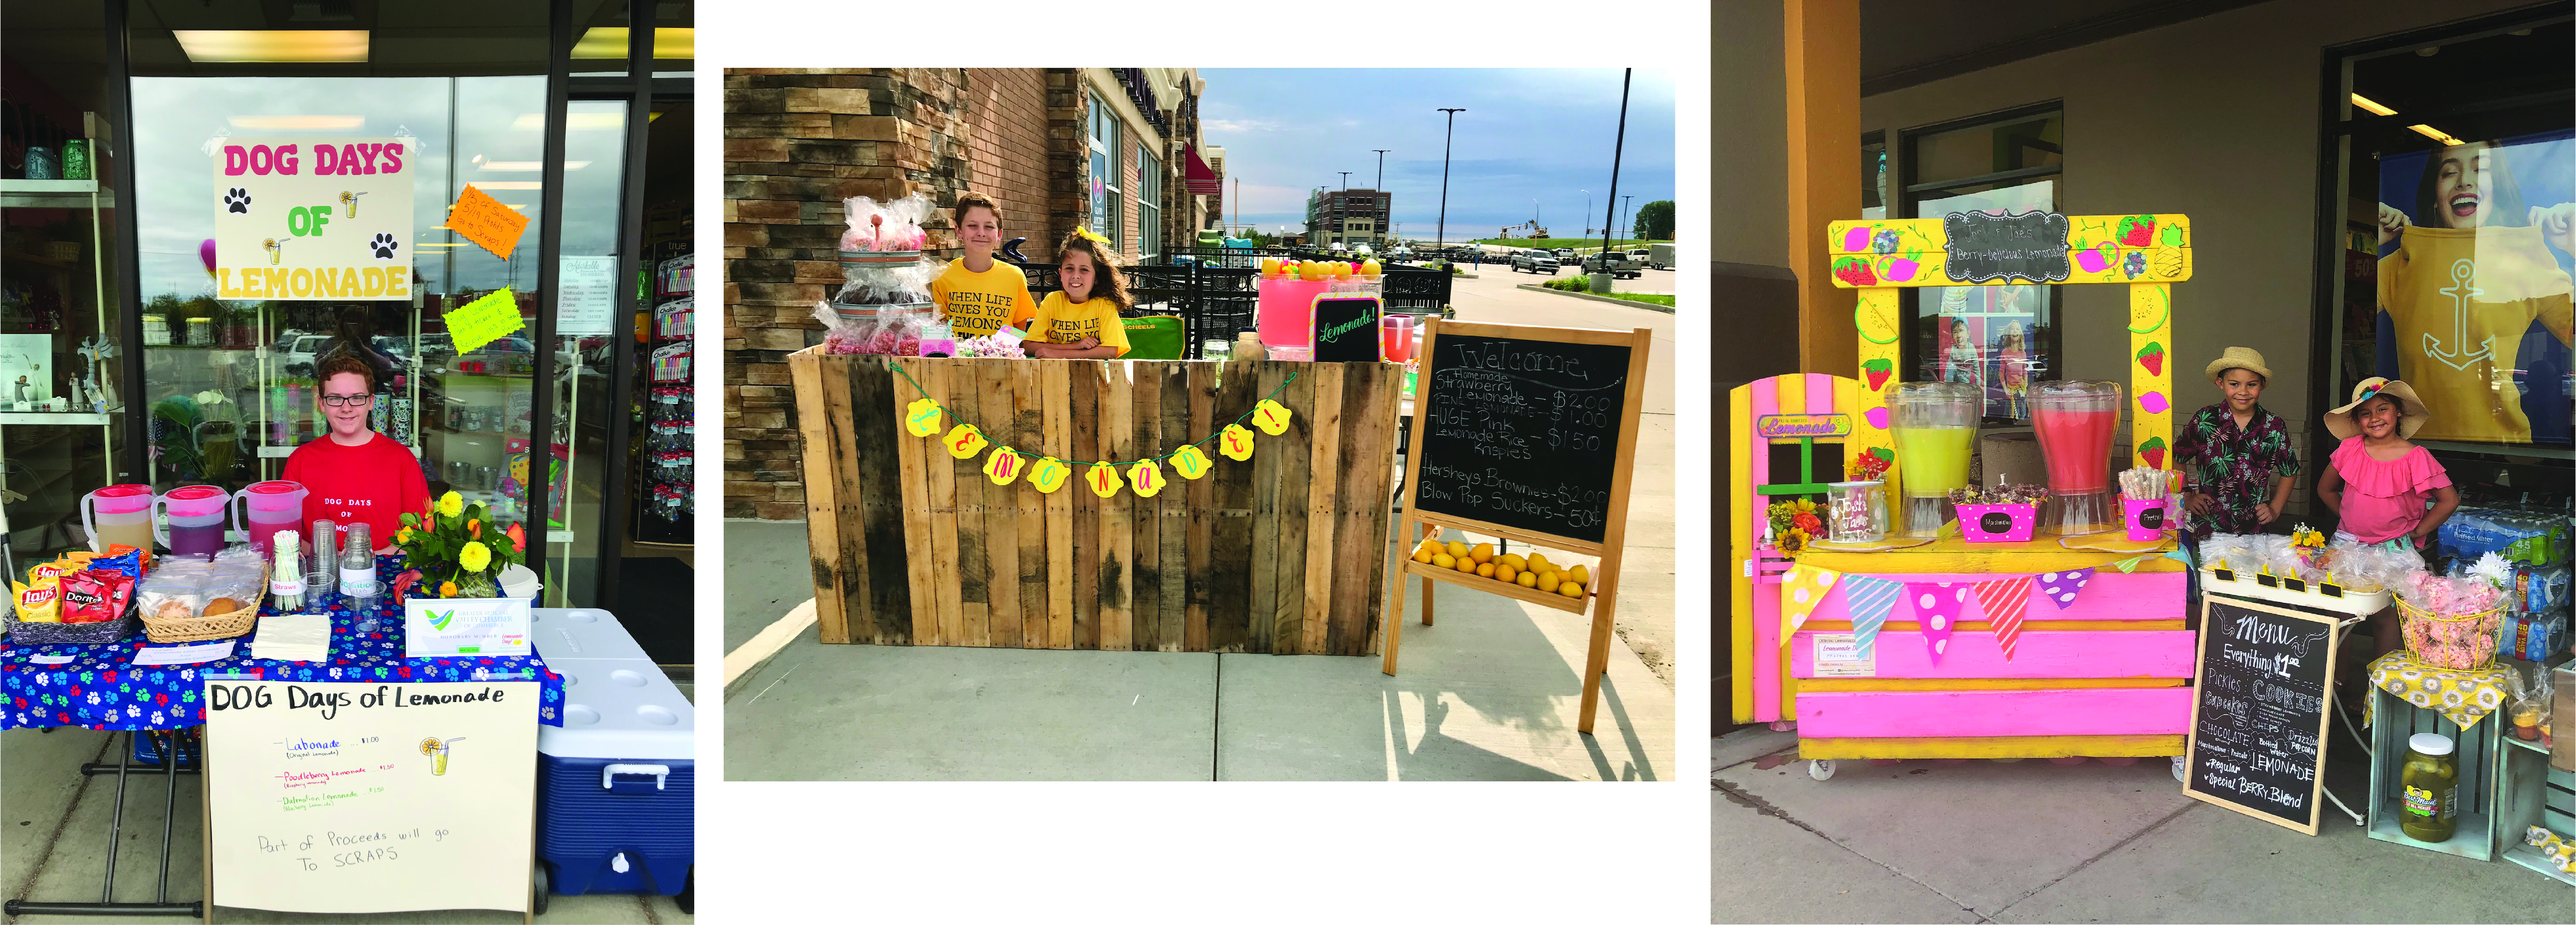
[2437,505,2571,566]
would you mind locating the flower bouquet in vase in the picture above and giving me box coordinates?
[393,491,535,658]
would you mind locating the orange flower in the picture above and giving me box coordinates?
[437,580,458,598]
[505,523,526,553]
[467,519,482,538]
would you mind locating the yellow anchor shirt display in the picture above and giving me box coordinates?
[929,258,1039,338]
[1029,292,1131,358]
[2377,224,2574,443]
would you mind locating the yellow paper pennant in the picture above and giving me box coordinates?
[1029,456,1071,494]
[903,398,942,437]
[1170,444,1212,480]
[1219,424,1256,461]
[1085,462,1123,498]
[942,425,989,460]
[982,446,1023,486]
[1253,398,1293,435]
[1128,459,1166,497]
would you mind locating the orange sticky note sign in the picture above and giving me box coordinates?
[448,184,531,261]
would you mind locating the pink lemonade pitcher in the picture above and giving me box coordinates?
[1380,314,1413,363]
[234,480,310,559]
[81,484,158,554]
[154,485,237,559]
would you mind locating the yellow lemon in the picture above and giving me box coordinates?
[1517,571,1538,588]
[1536,572,1560,593]
[1560,581,1585,599]
[1469,543,1493,563]
[1568,564,1590,586]
[1431,553,1455,569]
[1498,553,1527,571]
[1446,540,1469,559]
[1527,554,1553,573]
[1411,549,1435,564]
[1416,538,1441,555]
[1476,562,1496,578]
[1455,556,1478,573]
[1496,564,1517,584]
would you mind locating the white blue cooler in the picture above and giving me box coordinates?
[533,609,693,911]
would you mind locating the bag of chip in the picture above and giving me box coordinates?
[106,543,152,570]
[86,550,142,579]
[27,558,78,585]
[11,579,61,622]
[58,571,118,623]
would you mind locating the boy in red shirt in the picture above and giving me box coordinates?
[282,354,428,553]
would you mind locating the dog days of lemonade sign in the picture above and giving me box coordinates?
[212,137,416,301]
[402,595,532,659]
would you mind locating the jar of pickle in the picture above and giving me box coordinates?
[2398,733,2457,843]
[1826,481,1884,544]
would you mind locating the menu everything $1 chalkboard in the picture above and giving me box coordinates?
[1942,209,2072,284]
[1310,295,1384,363]
[2183,596,2341,834]
[1410,332,1630,545]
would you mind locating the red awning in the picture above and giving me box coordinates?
[1184,145,1219,194]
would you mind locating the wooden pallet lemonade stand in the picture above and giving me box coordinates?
[1730,211,2206,777]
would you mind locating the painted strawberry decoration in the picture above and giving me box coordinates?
[2136,341,2166,375]
[1862,358,1892,390]
[1830,256,1877,287]
[2118,215,2157,247]
[2139,436,2168,469]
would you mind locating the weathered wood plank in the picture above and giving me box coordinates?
[1207,360,1258,652]
[1098,362,1135,652]
[1184,362,1216,652]
[789,349,852,644]
[978,360,1021,649]
[1298,362,1346,656]
[1012,363,1048,649]
[1070,362,1101,650]
[847,356,913,646]
[1042,361,1075,649]
[1270,363,1315,655]
[1129,363,1162,652]
[891,357,941,646]
[941,362,989,648]
[1246,362,1286,653]
[1332,362,1396,655]
[1158,364,1190,653]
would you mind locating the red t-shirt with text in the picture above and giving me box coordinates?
[280,433,429,549]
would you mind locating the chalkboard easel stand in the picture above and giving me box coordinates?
[1381,319,1655,737]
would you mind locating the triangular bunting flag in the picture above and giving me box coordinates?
[1841,574,1903,659]
[2034,568,2095,609]
[1907,581,1970,664]
[1973,576,2035,661]
[1780,564,1839,639]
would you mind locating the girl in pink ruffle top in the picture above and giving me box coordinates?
[2313,376,2461,658]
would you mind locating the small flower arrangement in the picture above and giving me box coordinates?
[394,491,528,599]
[1844,451,1891,483]
[1947,483,2049,506]
[2289,524,2326,548]
[1767,498,1821,553]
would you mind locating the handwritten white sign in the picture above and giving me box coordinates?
[403,596,533,659]
[204,680,535,915]
[210,137,417,302]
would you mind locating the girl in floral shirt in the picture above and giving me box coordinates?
[2177,348,2301,539]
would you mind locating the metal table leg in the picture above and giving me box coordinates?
[2,729,204,917]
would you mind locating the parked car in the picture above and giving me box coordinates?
[1552,248,1580,264]
[1511,251,1560,274]
[1648,243,1675,270]
[278,334,335,376]
[1583,252,1645,279]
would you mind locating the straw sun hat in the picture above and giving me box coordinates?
[2322,376,2431,440]
[2204,347,2272,383]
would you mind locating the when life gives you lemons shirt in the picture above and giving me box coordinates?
[2378,224,2575,443]
[929,258,1038,337]
[1030,291,1131,357]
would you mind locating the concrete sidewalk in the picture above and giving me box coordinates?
[1708,727,2574,924]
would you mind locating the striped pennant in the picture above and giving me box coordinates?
[1840,574,1904,660]
[1973,576,2036,661]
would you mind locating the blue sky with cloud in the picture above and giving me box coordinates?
[1198,69,1673,242]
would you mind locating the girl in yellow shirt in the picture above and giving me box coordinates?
[1024,228,1133,360]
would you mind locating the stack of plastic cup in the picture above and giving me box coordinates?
[1886,382,1980,537]
[308,519,337,609]
[2032,380,2124,536]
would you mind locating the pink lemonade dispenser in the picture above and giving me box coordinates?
[235,480,310,559]
[155,485,237,559]
[82,484,158,554]
[2032,380,2123,536]
[1256,276,1329,348]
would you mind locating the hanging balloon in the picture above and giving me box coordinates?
[200,239,218,278]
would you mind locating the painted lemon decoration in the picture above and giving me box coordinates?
[1086,462,1122,498]
[982,446,1024,486]
[943,424,989,460]
[1127,459,1166,498]
[1219,424,1256,461]
[903,398,942,437]
[1253,399,1293,436]
[1170,444,1212,480]
[1028,456,1072,494]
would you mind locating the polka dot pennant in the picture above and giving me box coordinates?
[2035,568,2096,609]
[1906,581,1970,664]
[1780,564,1841,639]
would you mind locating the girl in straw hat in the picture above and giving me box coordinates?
[2314,376,2458,552]
[2176,348,2301,540]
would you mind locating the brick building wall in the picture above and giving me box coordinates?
[722,67,1078,520]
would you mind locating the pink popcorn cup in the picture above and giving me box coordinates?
[2122,498,2170,542]
[1955,503,2037,543]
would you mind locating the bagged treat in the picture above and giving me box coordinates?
[2200,533,2253,573]
[200,559,266,617]
[2321,541,2424,592]
[136,567,207,624]
[837,194,932,253]
[11,579,61,622]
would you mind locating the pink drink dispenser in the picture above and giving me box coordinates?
[234,480,310,559]
[1256,276,1329,348]
[1380,314,1413,363]
[81,484,158,554]
[155,485,237,559]
[2032,380,2123,536]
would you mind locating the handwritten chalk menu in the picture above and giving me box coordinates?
[1412,329,1635,545]
[206,680,537,914]
[1941,210,2071,284]
[1311,296,1383,363]
[2182,597,2340,834]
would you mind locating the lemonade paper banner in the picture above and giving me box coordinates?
[443,288,525,356]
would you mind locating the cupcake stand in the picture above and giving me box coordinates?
[1729,212,2201,780]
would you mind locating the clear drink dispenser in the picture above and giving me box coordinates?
[1887,382,1980,537]
[2032,380,2123,536]
[233,480,308,560]
[81,484,157,553]
[154,485,236,559]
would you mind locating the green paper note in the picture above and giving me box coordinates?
[445,289,525,356]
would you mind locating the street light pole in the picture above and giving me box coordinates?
[1622,194,1634,244]
[1583,189,1590,236]
[1435,107,1462,250]
[1597,68,1631,290]
[1372,149,1390,246]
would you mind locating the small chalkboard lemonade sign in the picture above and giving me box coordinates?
[1387,317,1653,736]
[1942,209,2072,284]
[1309,295,1384,363]
[2182,596,2342,835]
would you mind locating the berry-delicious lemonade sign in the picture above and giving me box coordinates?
[211,138,416,301]
[1410,333,1632,545]
[204,679,537,914]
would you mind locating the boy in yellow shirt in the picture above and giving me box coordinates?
[928,191,1038,337]
[1024,228,1133,360]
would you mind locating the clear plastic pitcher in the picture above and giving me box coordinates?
[233,480,309,559]
[2032,380,2124,536]
[1886,381,1980,537]
[82,484,157,553]
[155,485,236,559]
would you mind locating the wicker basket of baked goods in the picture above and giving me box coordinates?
[137,558,268,644]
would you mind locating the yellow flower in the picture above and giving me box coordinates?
[1779,529,1810,554]
[436,492,464,518]
[437,580,458,598]
[458,541,491,573]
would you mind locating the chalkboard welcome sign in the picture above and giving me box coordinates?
[1310,295,1383,363]
[2182,597,2340,834]
[1942,210,2072,284]
[1411,331,1635,545]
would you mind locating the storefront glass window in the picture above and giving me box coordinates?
[1902,107,2065,425]
[1861,132,1887,220]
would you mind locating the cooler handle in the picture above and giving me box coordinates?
[601,763,668,791]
